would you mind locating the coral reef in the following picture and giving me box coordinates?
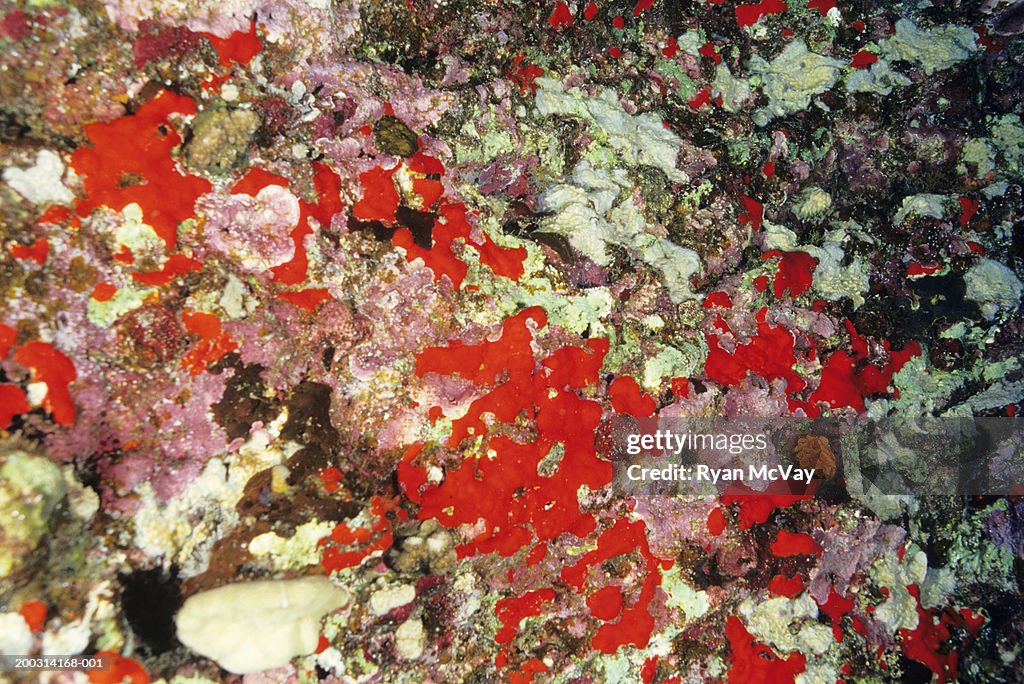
[1,0,1023,682]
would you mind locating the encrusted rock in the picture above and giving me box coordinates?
[0,446,65,580]
[184,104,260,175]
[373,115,419,157]
[794,435,837,480]
[385,519,457,575]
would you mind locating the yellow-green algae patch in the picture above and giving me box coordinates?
[0,449,65,579]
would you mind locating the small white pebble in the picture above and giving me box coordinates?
[221,83,239,101]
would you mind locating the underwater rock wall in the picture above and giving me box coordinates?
[1,0,1023,681]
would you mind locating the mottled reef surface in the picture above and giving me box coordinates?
[1,0,1024,682]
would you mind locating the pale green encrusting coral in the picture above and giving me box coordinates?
[87,285,157,327]
[990,114,1024,173]
[534,76,689,183]
[880,18,979,76]
[762,221,800,251]
[748,40,844,126]
[793,187,832,221]
[737,594,840,683]
[892,193,948,225]
[763,224,870,306]
[844,58,911,96]
[808,242,870,307]
[713,65,752,113]
[870,545,928,632]
[940,500,1018,590]
[654,59,698,102]
[539,162,701,302]
[740,595,834,655]
[661,565,709,621]
[964,258,1024,319]
[642,341,707,392]
[961,137,997,178]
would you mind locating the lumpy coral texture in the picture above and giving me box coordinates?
[1,0,1023,682]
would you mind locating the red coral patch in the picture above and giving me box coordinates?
[851,50,878,69]
[13,341,76,425]
[725,615,805,683]
[549,2,573,29]
[201,19,262,68]
[0,385,29,429]
[353,165,400,223]
[278,288,333,312]
[705,321,806,395]
[770,530,821,557]
[768,573,805,598]
[9,237,48,265]
[496,589,556,644]
[70,90,212,250]
[180,311,237,375]
[766,250,817,298]
[608,376,656,417]
[91,282,117,302]
[735,0,787,27]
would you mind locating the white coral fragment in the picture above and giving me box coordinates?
[175,577,350,674]
[369,583,416,616]
[394,618,425,659]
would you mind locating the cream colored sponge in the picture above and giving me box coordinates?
[175,577,350,674]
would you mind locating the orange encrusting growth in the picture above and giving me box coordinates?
[180,311,237,375]
[9,237,49,265]
[18,600,47,632]
[400,307,671,659]
[88,652,150,684]
[13,341,77,425]
[70,91,212,250]
[320,496,397,572]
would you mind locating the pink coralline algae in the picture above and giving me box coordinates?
[202,185,301,272]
